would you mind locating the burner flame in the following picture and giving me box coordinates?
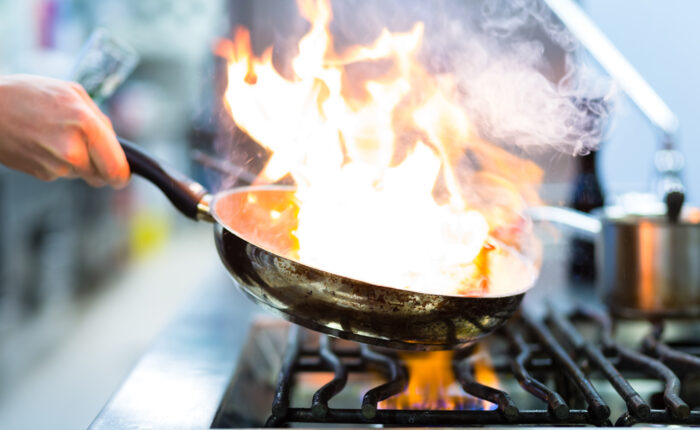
[380,345,499,410]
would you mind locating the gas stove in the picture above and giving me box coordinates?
[88,260,700,429]
[213,315,700,427]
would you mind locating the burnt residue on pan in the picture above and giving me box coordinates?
[215,223,524,351]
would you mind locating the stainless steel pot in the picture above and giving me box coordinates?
[530,205,700,317]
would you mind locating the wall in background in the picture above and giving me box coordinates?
[586,0,700,205]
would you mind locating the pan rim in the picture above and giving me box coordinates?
[210,185,536,299]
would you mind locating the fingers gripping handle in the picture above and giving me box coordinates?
[119,138,212,221]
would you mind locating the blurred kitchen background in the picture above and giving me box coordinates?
[0,1,698,429]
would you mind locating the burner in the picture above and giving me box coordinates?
[212,306,700,428]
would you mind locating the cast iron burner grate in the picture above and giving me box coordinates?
[214,305,700,427]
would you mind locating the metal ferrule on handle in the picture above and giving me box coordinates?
[118,138,214,222]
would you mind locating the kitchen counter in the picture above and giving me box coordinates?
[89,274,260,430]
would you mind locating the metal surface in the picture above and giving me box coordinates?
[531,206,700,317]
[643,322,700,374]
[218,309,700,428]
[96,284,700,428]
[211,187,527,350]
[523,313,610,421]
[504,325,569,419]
[574,306,691,419]
[196,193,215,222]
[455,357,519,420]
[89,277,259,430]
[91,247,700,429]
[599,215,700,317]
[359,344,407,418]
[529,206,601,240]
[548,309,650,418]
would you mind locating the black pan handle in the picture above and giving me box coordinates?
[119,137,212,221]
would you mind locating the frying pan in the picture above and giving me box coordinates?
[120,138,529,350]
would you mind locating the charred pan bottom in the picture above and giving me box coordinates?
[214,224,524,350]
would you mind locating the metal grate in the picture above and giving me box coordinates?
[264,305,700,427]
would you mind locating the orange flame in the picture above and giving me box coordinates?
[389,351,462,410]
[218,0,540,296]
[380,345,500,410]
[472,344,500,409]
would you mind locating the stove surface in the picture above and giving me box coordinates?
[89,263,700,429]
[213,315,700,428]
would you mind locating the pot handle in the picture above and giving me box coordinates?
[528,206,601,240]
[119,137,213,222]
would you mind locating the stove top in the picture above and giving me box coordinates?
[89,268,700,429]
[212,312,700,428]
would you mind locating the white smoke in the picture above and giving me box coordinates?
[435,0,612,155]
[331,0,614,155]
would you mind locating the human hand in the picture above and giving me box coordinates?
[0,74,129,187]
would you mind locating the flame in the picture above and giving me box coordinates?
[379,345,500,410]
[472,344,500,409]
[387,351,463,410]
[218,0,541,296]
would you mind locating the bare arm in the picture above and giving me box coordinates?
[0,74,129,188]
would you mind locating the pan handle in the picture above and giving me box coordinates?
[119,137,213,222]
[528,206,601,240]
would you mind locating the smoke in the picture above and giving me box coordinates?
[330,0,614,155]
[463,0,612,154]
